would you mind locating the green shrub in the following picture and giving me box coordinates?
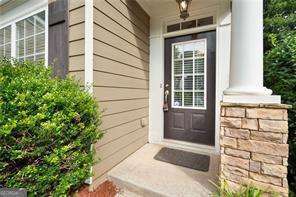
[0,59,102,196]
[263,0,296,193]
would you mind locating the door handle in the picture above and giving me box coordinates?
[163,89,170,112]
[164,90,169,103]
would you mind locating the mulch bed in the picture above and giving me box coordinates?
[75,181,118,197]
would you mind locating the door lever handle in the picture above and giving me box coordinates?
[164,90,169,103]
[163,90,170,112]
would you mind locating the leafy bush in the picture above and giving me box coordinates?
[214,181,266,197]
[263,0,296,193]
[0,59,102,196]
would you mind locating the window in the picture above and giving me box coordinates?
[166,16,214,33]
[0,10,46,63]
[0,26,11,58]
[16,11,45,61]
[172,39,207,109]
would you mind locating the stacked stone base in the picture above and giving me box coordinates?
[220,102,290,196]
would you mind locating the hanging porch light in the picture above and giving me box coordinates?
[176,0,192,20]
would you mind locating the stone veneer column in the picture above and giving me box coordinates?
[220,102,291,196]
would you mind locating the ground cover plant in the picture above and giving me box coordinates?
[0,59,102,196]
[214,181,277,197]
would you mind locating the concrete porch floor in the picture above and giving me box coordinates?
[108,143,220,197]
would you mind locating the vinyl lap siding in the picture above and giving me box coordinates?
[91,0,150,188]
[68,0,85,84]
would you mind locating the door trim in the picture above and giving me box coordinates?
[163,24,216,38]
[164,31,216,145]
[163,27,217,148]
[148,24,223,153]
[160,139,217,155]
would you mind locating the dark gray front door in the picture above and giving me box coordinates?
[164,31,216,145]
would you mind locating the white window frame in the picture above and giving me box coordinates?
[0,6,48,66]
[171,38,207,110]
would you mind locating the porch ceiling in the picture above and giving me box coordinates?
[136,0,219,18]
[0,0,27,14]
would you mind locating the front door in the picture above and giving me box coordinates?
[164,31,216,146]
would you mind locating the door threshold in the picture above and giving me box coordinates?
[159,139,217,155]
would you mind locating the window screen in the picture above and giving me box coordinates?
[0,26,11,58]
[16,11,45,61]
[172,39,206,109]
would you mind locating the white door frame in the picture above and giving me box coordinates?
[148,2,231,154]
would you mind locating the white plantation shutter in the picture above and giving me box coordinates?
[0,26,12,58]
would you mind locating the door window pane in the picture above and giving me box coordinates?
[184,75,193,90]
[0,26,12,58]
[184,92,193,107]
[195,75,204,90]
[173,45,183,59]
[174,60,182,75]
[174,92,182,107]
[195,58,204,73]
[174,76,182,90]
[172,39,206,109]
[16,11,45,61]
[184,59,193,74]
[195,92,205,108]
[183,43,194,58]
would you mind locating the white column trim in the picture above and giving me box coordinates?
[85,0,94,95]
[84,0,94,185]
[223,0,280,103]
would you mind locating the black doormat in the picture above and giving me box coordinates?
[154,147,210,172]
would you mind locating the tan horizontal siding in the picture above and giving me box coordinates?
[94,24,149,61]
[68,70,84,86]
[69,39,84,56]
[94,40,149,71]
[93,71,148,89]
[99,98,149,116]
[68,1,85,85]
[93,0,148,45]
[69,0,84,11]
[100,107,149,130]
[120,0,149,28]
[93,8,149,53]
[69,55,84,72]
[69,5,85,26]
[95,126,148,160]
[92,0,149,187]
[92,134,148,180]
[69,22,84,41]
[94,55,149,80]
[105,0,149,34]
[94,87,149,102]
[96,117,146,147]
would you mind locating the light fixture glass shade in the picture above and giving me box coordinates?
[176,0,191,20]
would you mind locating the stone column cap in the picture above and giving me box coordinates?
[221,102,292,109]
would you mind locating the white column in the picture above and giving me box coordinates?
[223,0,280,103]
